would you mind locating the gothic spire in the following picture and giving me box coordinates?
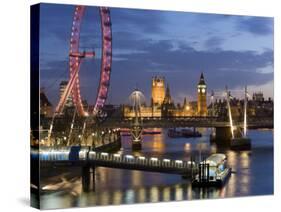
[198,72,206,85]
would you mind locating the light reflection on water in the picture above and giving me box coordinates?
[39,129,273,209]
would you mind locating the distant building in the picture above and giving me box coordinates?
[163,84,172,105]
[209,94,273,120]
[253,92,264,102]
[123,73,206,118]
[249,95,273,117]
[188,101,198,116]
[40,88,53,118]
[151,76,165,107]
[162,84,175,117]
[59,81,73,107]
[162,86,196,117]
[197,73,207,116]
[123,76,165,118]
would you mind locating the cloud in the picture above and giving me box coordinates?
[204,36,225,50]
[192,13,234,24]
[111,8,165,34]
[113,39,273,73]
[237,17,273,36]
[108,39,273,103]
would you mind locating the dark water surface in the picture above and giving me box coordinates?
[39,129,273,209]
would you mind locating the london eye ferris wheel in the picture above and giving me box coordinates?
[55,6,113,117]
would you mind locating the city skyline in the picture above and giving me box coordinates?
[32,4,274,209]
[39,4,273,106]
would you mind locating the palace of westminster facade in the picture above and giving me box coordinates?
[123,73,207,118]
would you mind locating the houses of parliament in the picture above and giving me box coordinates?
[123,73,207,117]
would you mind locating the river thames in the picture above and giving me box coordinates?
[39,129,273,209]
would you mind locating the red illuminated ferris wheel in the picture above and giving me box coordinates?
[55,6,112,117]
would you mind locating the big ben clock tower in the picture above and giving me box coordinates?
[197,73,207,116]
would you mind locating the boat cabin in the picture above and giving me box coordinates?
[204,153,227,180]
[193,153,231,187]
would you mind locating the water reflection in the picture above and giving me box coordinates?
[100,190,110,205]
[226,171,237,197]
[163,187,170,202]
[112,190,122,205]
[39,129,273,209]
[152,129,166,153]
[132,170,142,186]
[125,189,135,204]
[175,184,183,201]
[137,188,146,202]
[150,186,159,202]
[240,151,250,169]
[184,143,191,152]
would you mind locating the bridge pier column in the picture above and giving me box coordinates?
[91,137,96,148]
[82,165,95,192]
[211,127,232,146]
[131,125,142,151]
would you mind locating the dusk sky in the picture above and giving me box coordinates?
[39,3,273,106]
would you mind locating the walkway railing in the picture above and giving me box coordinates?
[38,149,196,175]
[100,116,273,128]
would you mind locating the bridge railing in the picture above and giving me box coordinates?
[80,150,195,170]
[107,116,218,122]
[39,149,70,161]
[38,148,195,170]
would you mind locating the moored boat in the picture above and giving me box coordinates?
[168,128,202,138]
[121,129,162,136]
[167,128,182,138]
[231,137,251,150]
[143,129,162,135]
[181,129,202,138]
[192,153,231,187]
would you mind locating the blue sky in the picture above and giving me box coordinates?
[39,3,274,106]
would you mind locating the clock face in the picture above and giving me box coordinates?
[198,88,200,93]
[202,88,205,93]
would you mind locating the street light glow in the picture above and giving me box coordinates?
[101,152,109,156]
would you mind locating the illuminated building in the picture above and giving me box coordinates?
[151,76,165,107]
[162,84,175,117]
[197,73,207,116]
[123,75,203,118]
[163,84,172,105]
